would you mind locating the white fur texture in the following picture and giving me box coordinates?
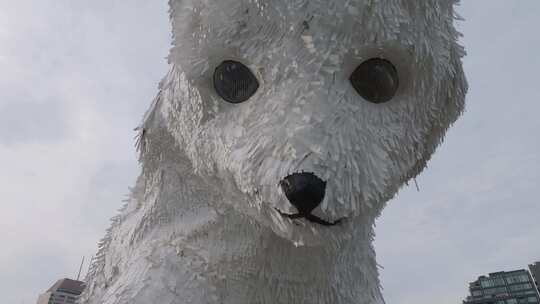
[81,1,467,303]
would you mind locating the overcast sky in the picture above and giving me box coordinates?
[0,1,538,304]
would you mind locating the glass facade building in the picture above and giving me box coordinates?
[36,278,85,304]
[463,270,540,304]
[530,262,540,294]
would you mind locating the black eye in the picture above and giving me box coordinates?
[350,58,399,104]
[213,60,259,104]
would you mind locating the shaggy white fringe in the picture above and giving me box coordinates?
[81,1,467,303]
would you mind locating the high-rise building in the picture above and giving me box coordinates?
[463,269,540,304]
[36,278,85,304]
[530,262,540,294]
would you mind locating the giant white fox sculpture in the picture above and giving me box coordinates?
[81,0,467,303]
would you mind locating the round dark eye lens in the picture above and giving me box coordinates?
[213,60,259,104]
[350,58,399,104]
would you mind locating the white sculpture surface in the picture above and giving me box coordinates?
[81,1,467,303]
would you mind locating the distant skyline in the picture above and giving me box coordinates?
[0,1,539,304]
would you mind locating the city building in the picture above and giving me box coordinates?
[36,278,85,304]
[463,269,540,304]
[530,262,540,294]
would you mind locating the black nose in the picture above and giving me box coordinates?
[279,172,326,215]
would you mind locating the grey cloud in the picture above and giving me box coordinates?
[0,1,169,303]
[0,100,68,145]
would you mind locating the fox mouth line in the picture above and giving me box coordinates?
[274,208,343,226]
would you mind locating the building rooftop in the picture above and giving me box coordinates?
[47,278,85,296]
